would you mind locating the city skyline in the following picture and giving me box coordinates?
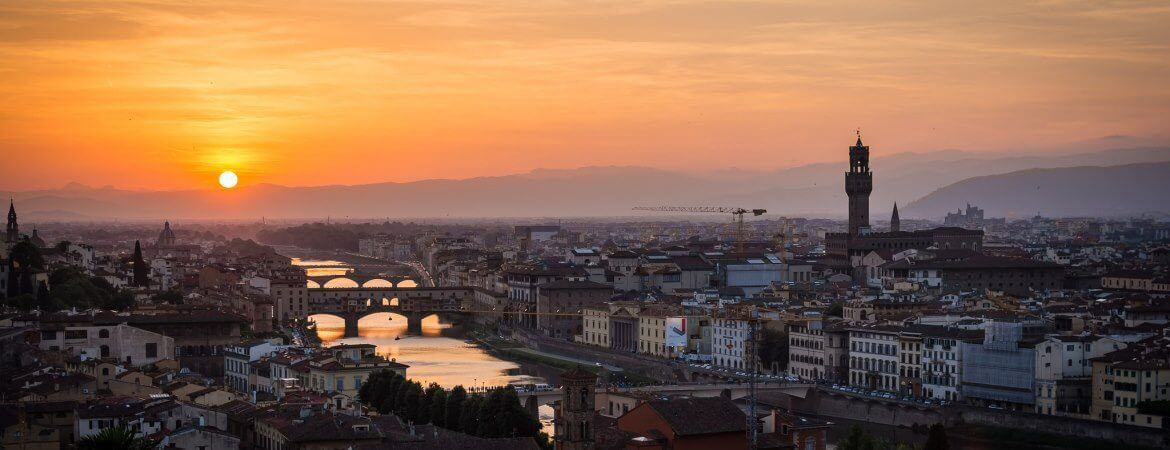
[3,0,1169,190]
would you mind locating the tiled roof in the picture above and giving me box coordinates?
[642,397,746,436]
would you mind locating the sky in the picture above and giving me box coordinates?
[1,0,1168,191]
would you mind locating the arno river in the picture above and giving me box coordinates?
[284,251,559,432]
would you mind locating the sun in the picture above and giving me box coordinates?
[218,170,239,189]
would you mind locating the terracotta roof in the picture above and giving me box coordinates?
[640,397,746,436]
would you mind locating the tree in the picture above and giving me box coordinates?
[826,301,844,317]
[477,389,505,437]
[78,425,158,450]
[151,289,184,305]
[758,327,789,373]
[418,382,443,424]
[459,395,484,434]
[131,240,148,287]
[429,387,448,427]
[5,293,36,311]
[445,385,467,431]
[924,423,949,450]
[402,382,423,421]
[7,240,44,297]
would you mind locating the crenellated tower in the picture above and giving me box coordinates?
[845,135,872,236]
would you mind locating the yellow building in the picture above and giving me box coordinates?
[1090,337,1170,428]
[580,305,611,348]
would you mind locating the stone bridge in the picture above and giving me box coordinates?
[305,274,417,289]
[306,286,475,337]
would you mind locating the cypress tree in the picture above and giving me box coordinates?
[131,240,148,287]
[924,423,949,450]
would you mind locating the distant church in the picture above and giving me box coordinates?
[825,136,983,270]
[5,199,46,249]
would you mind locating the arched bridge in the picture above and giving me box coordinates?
[306,286,475,337]
[306,274,418,289]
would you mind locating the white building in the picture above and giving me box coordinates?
[39,323,174,366]
[788,320,825,380]
[712,317,752,371]
[848,325,901,391]
[921,328,982,402]
[1033,334,1125,417]
[224,340,283,394]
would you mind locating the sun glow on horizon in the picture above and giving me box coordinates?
[218,170,239,189]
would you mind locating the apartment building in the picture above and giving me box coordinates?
[788,320,825,380]
[1033,335,1125,417]
[847,325,901,391]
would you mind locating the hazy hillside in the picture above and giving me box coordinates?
[904,162,1170,219]
[6,147,1170,220]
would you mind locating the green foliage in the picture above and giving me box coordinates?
[48,267,133,311]
[214,238,277,257]
[7,240,45,297]
[5,293,37,310]
[1137,400,1170,416]
[758,327,789,371]
[77,425,158,450]
[429,386,448,428]
[459,394,484,434]
[357,370,545,446]
[256,223,362,251]
[837,425,903,450]
[827,301,845,317]
[924,423,949,450]
[151,289,184,305]
[445,385,467,431]
[9,240,45,270]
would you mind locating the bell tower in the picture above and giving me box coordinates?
[6,199,18,244]
[845,133,872,236]
[556,366,597,450]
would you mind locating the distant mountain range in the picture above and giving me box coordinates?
[903,162,1170,219]
[5,147,1170,221]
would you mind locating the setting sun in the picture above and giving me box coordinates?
[218,171,239,189]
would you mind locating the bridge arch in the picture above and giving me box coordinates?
[306,280,321,288]
[362,278,394,288]
[323,277,360,288]
[396,279,418,288]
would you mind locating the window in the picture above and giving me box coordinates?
[99,329,110,339]
[145,343,157,359]
[100,345,110,358]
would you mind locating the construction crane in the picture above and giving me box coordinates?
[632,206,767,253]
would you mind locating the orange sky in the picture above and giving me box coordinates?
[2,0,1168,191]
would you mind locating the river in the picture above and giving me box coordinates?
[284,252,559,433]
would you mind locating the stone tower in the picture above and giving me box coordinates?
[6,199,18,244]
[845,136,872,236]
[556,365,597,450]
[890,202,900,232]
